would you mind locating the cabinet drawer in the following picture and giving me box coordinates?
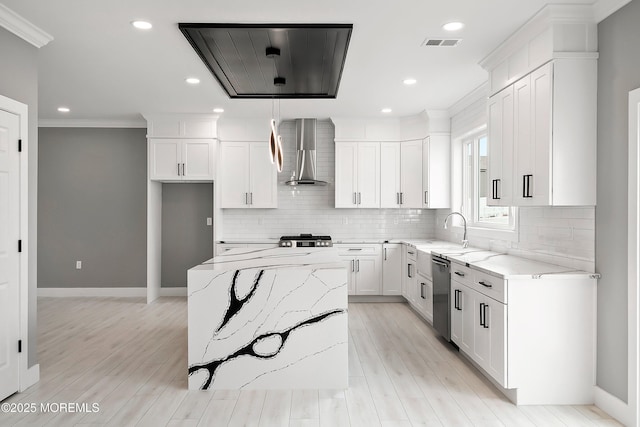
[335,244,380,256]
[451,263,473,287]
[471,270,506,304]
[405,246,417,261]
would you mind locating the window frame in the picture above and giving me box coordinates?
[451,125,519,241]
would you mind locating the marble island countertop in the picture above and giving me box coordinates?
[194,247,344,273]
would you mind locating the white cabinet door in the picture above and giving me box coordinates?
[182,140,214,180]
[249,143,278,208]
[451,282,464,345]
[416,277,433,322]
[356,143,380,208]
[527,62,552,205]
[460,284,476,355]
[380,143,401,208]
[422,135,451,209]
[335,142,358,208]
[355,256,381,295]
[382,244,402,295]
[487,86,514,206]
[150,139,181,180]
[400,140,422,208]
[219,143,250,208]
[484,296,507,387]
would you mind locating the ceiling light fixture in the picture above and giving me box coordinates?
[185,77,200,85]
[131,21,152,30]
[443,22,465,32]
[213,108,224,113]
[381,108,392,113]
[403,78,417,85]
[57,107,70,113]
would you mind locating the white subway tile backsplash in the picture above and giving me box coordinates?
[221,120,436,241]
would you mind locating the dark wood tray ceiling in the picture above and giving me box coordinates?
[179,23,353,99]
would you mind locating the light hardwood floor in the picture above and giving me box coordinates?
[1,297,622,426]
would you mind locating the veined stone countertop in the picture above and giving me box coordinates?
[195,246,344,272]
[432,248,598,279]
[187,246,348,391]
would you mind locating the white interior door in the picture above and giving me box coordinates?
[0,109,20,401]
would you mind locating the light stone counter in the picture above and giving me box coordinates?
[187,247,348,390]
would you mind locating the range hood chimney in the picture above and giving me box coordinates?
[285,119,327,186]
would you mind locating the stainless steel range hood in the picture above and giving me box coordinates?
[285,119,328,186]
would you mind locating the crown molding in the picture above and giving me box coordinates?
[593,0,632,22]
[38,119,147,128]
[0,4,53,48]
[447,82,489,118]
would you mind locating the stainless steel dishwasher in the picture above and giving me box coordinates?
[431,254,451,341]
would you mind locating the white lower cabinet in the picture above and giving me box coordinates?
[382,243,402,295]
[450,260,596,405]
[416,275,433,323]
[401,245,417,302]
[335,244,382,295]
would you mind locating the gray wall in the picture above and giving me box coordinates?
[0,27,39,368]
[161,184,213,287]
[596,0,640,402]
[38,128,147,288]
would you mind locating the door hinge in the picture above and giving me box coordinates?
[18,240,22,252]
[18,340,22,353]
[18,139,22,152]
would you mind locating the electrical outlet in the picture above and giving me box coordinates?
[342,216,348,225]
[76,261,82,270]
[206,217,212,226]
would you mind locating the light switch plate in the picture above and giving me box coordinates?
[76,261,82,269]
[206,217,212,226]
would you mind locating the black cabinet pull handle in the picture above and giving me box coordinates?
[523,174,533,198]
[483,304,489,328]
[420,282,425,299]
[495,179,501,199]
[522,175,527,198]
[478,281,492,288]
[454,271,465,277]
[479,302,485,326]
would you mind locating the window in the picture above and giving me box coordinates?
[462,133,514,229]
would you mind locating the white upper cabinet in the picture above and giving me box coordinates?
[335,142,380,208]
[219,142,277,209]
[380,141,423,208]
[399,140,423,208]
[380,143,401,208]
[422,135,451,208]
[481,6,597,206]
[146,114,218,183]
[488,59,596,206]
[149,138,214,181]
[487,86,514,206]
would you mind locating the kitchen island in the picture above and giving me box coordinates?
[187,247,348,390]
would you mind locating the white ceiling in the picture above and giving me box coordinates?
[0,0,614,124]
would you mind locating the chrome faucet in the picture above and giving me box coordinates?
[443,211,468,248]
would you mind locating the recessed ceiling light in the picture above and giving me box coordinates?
[403,78,417,85]
[132,21,152,30]
[57,107,70,113]
[443,22,465,32]
[185,77,200,85]
[381,108,392,114]
[213,108,224,113]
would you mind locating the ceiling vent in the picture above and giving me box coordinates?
[422,38,462,47]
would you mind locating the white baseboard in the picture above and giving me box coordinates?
[160,287,187,297]
[594,386,631,426]
[38,287,187,298]
[21,364,39,391]
[38,287,146,297]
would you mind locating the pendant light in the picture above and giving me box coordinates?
[267,46,285,173]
